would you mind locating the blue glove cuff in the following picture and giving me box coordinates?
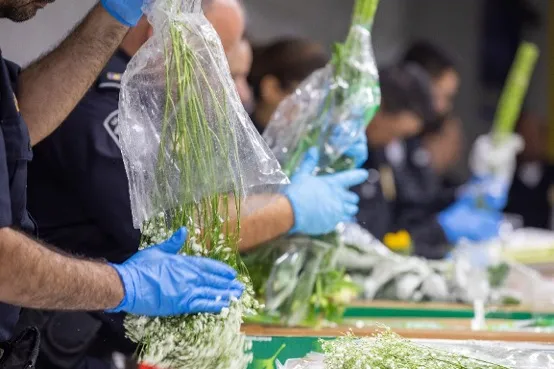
[100,0,140,27]
[105,263,136,313]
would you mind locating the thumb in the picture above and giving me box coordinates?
[295,147,319,176]
[153,227,188,254]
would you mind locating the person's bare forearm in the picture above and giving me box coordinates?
[238,195,294,252]
[0,228,123,310]
[18,4,129,145]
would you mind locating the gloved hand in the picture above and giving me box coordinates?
[469,133,524,183]
[108,228,244,316]
[330,123,368,168]
[101,0,144,26]
[457,175,509,210]
[284,148,369,235]
[437,201,502,245]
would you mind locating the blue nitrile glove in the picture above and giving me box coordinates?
[108,228,244,316]
[458,175,509,211]
[330,123,368,168]
[101,0,144,26]
[437,201,502,245]
[284,147,369,235]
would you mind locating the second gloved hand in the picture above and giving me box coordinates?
[108,228,244,316]
[437,201,502,244]
[284,148,369,235]
[101,0,144,26]
[330,123,369,168]
[457,175,509,210]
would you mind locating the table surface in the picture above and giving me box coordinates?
[243,323,554,343]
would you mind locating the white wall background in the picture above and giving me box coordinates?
[0,0,548,176]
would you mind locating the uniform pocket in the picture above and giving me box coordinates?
[0,116,34,233]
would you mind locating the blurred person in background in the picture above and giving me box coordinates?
[402,41,463,178]
[22,3,368,369]
[402,41,521,214]
[505,112,552,228]
[355,64,503,259]
[227,37,254,113]
[248,38,329,133]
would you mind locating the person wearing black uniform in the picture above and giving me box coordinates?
[355,64,503,259]
[248,38,329,134]
[0,1,251,367]
[22,7,369,369]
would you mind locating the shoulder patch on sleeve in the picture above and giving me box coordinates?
[103,110,121,148]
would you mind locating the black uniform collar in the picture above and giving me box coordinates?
[96,49,131,90]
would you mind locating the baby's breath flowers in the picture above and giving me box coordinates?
[125,212,260,369]
[321,330,509,369]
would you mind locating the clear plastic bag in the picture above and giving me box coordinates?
[245,0,380,328]
[117,1,287,368]
[244,234,353,327]
[262,6,380,176]
[118,0,288,230]
[276,341,554,369]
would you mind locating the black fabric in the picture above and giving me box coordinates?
[0,52,36,341]
[355,137,451,259]
[505,162,553,229]
[27,50,139,264]
[0,327,40,369]
[25,50,137,369]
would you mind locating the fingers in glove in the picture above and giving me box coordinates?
[152,227,188,254]
[193,286,243,302]
[339,190,360,205]
[295,147,319,176]
[186,256,238,279]
[325,169,369,188]
[186,298,233,314]
[343,203,359,217]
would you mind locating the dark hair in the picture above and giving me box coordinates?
[379,63,436,124]
[402,41,456,79]
[248,38,329,101]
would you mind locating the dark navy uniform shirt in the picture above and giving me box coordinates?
[27,50,140,264]
[355,137,452,259]
[0,51,36,340]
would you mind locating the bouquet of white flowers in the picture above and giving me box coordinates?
[117,0,287,368]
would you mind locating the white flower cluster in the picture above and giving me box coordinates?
[321,331,508,369]
[126,212,259,369]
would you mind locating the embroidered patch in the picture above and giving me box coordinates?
[107,72,122,81]
[103,110,120,148]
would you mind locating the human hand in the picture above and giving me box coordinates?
[101,0,145,26]
[458,175,509,211]
[108,228,243,316]
[437,201,502,244]
[284,148,369,235]
[330,123,368,168]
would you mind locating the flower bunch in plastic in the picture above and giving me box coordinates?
[321,330,509,369]
[245,0,380,328]
[263,0,381,176]
[116,0,287,368]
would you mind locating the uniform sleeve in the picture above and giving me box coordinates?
[58,91,140,261]
[0,127,13,227]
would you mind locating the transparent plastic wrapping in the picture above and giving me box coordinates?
[276,340,554,369]
[246,0,381,328]
[244,233,357,327]
[117,1,287,368]
[118,0,288,230]
[336,224,550,307]
[262,22,380,176]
